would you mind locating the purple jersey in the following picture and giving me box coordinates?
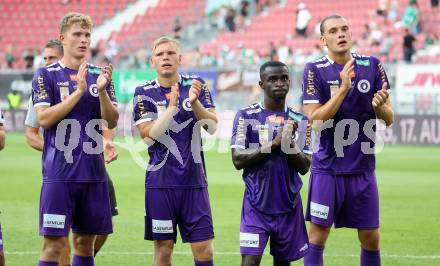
[302,54,389,175]
[231,103,312,215]
[32,61,117,183]
[133,74,215,188]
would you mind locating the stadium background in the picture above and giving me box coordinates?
[0,0,439,265]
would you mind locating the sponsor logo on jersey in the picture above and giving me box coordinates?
[37,76,48,100]
[327,80,339,85]
[57,81,69,86]
[152,219,173,233]
[310,202,329,219]
[240,232,259,248]
[356,59,370,66]
[59,86,70,101]
[43,214,66,229]
[306,70,316,96]
[316,62,331,68]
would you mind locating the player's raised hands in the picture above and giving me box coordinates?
[97,64,113,92]
[169,83,180,107]
[272,119,298,149]
[189,79,202,104]
[339,58,355,91]
[372,82,389,108]
[76,61,88,94]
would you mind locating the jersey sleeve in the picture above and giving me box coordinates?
[106,80,118,105]
[302,63,324,104]
[25,96,39,128]
[196,77,215,109]
[373,58,390,92]
[132,86,158,125]
[32,68,53,107]
[231,110,249,150]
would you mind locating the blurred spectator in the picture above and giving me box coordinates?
[377,0,389,18]
[225,6,236,32]
[277,40,289,63]
[401,0,420,34]
[104,39,119,62]
[239,1,251,27]
[309,44,325,60]
[403,28,416,63]
[173,17,182,39]
[7,90,21,110]
[379,31,394,61]
[368,23,383,46]
[313,18,321,37]
[268,42,278,61]
[388,0,399,22]
[431,0,439,14]
[5,44,15,69]
[295,2,311,37]
[22,48,36,69]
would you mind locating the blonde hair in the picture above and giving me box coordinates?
[152,36,181,54]
[59,12,93,34]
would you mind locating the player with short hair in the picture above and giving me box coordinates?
[32,12,119,266]
[0,107,5,266]
[25,38,119,266]
[302,15,394,266]
[133,36,217,266]
[231,61,311,266]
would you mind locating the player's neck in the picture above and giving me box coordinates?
[61,56,86,70]
[157,74,179,88]
[328,51,352,65]
[264,98,285,112]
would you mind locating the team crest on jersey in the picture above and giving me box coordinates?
[89,84,99,97]
[182,98,192,111]
[357,79,371,93]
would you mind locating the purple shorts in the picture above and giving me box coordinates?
[144,187,214,243]
[305,171,379,229]
[240,196,309,261]
[0,223,3,251]
[39,182,113,236]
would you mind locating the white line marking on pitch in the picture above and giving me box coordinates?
[4,251,440,259]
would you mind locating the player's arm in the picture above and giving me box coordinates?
[231,142,276,170]
[373,82,394,126]
[97,64,119,129]
[0,125,5,150]
[25,127,43,151]
[35,62,88,128]
[304,59,355,129]
[189,79,218,134]
[102,127,118,163]
[136,84,179,144]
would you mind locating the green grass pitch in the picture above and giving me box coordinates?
[0,133,439,265]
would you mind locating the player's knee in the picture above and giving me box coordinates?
[309,224,330,246]
[193,242,214,261]
[73,235,95,254]
[43,237,67,257]
[241,255,261,266]
[358,229,380,250]
[155,241,173,258]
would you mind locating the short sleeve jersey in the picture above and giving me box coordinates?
[302,53,389,175]
[231,103,312,215]
[32,61,117,183]
[133,74,215,188]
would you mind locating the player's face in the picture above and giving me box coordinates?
[60,23,91,60]
[43,47,62,66]
[151,42,181,78]
[320,18,352,54]
[259,66,290,101]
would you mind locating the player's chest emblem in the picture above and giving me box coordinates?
[182,98,192,111]
[89,84,99,97]
[357,79,371,93]
[257,124,269,145]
